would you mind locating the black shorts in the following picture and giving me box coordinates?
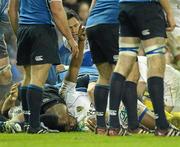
[0,38,8,59]
[119,2,167,40]
[17,24,60,65]
[86,24,119,64]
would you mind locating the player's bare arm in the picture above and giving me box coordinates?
[8,0,19,36]
[49,0,79,57]
[160,0,176,31]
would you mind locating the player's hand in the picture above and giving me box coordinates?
[56,64,65,73]
[78,25,86,42]
[68,38,79,58]
[9,83,19,101]
[166,13,176,32]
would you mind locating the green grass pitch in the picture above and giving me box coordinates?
[0,132,179,147]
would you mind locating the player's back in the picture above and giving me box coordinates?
[19,0,52,25]
[86,0,119,28]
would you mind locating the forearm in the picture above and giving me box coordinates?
[65,41,85,82]
[8,0,19,36]
[50,1,73,40]
[1,97,15,115]
[159,0,173,15]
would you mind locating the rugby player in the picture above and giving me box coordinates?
[8,0,79,133]
[108,0,180,136]
[58,9,86,101]
[86,0,121,135]
[0,0,12,98]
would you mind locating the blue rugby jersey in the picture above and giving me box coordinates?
[119,0,159,2]
[19,0,53,25]
[86,0,119,28]
[0,0,9,23]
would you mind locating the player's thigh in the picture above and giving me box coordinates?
[30,64,51,87]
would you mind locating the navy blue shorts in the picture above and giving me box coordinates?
[17,24,60,65]
[119,2,167,40]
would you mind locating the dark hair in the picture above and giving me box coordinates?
[66,9,81,21]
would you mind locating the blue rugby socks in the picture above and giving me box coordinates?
[148,77,169,130]
[94,84,109,128]
[27,85,43,129]
[109,72,125,128]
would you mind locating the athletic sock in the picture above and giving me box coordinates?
[59,80,76,99]
[109,72,126,128]
[123,81,139,130]
[148,77,169,130]
[94,84,109,128]
[27,84,43,129]
[20,86,29,124]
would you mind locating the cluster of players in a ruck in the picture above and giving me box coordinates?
[0,0,180,137]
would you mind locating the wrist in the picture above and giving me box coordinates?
[67,37,74,42]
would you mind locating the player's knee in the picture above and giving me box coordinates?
[30,78,44,87]
[98,73,111,85]
[127,71,139,83]
[119,42,139,57]
[145,44,166,58]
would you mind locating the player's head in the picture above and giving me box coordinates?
[66,9,81,40]
[46,103,78,132]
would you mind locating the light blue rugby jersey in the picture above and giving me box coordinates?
[119,0,159,2]
[19,0,53,25]
[86,0,120,28]
[0,0,9,23]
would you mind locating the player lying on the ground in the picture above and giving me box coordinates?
[137,56,180,112]
[0,76,180,134]
[0,83,92,133]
